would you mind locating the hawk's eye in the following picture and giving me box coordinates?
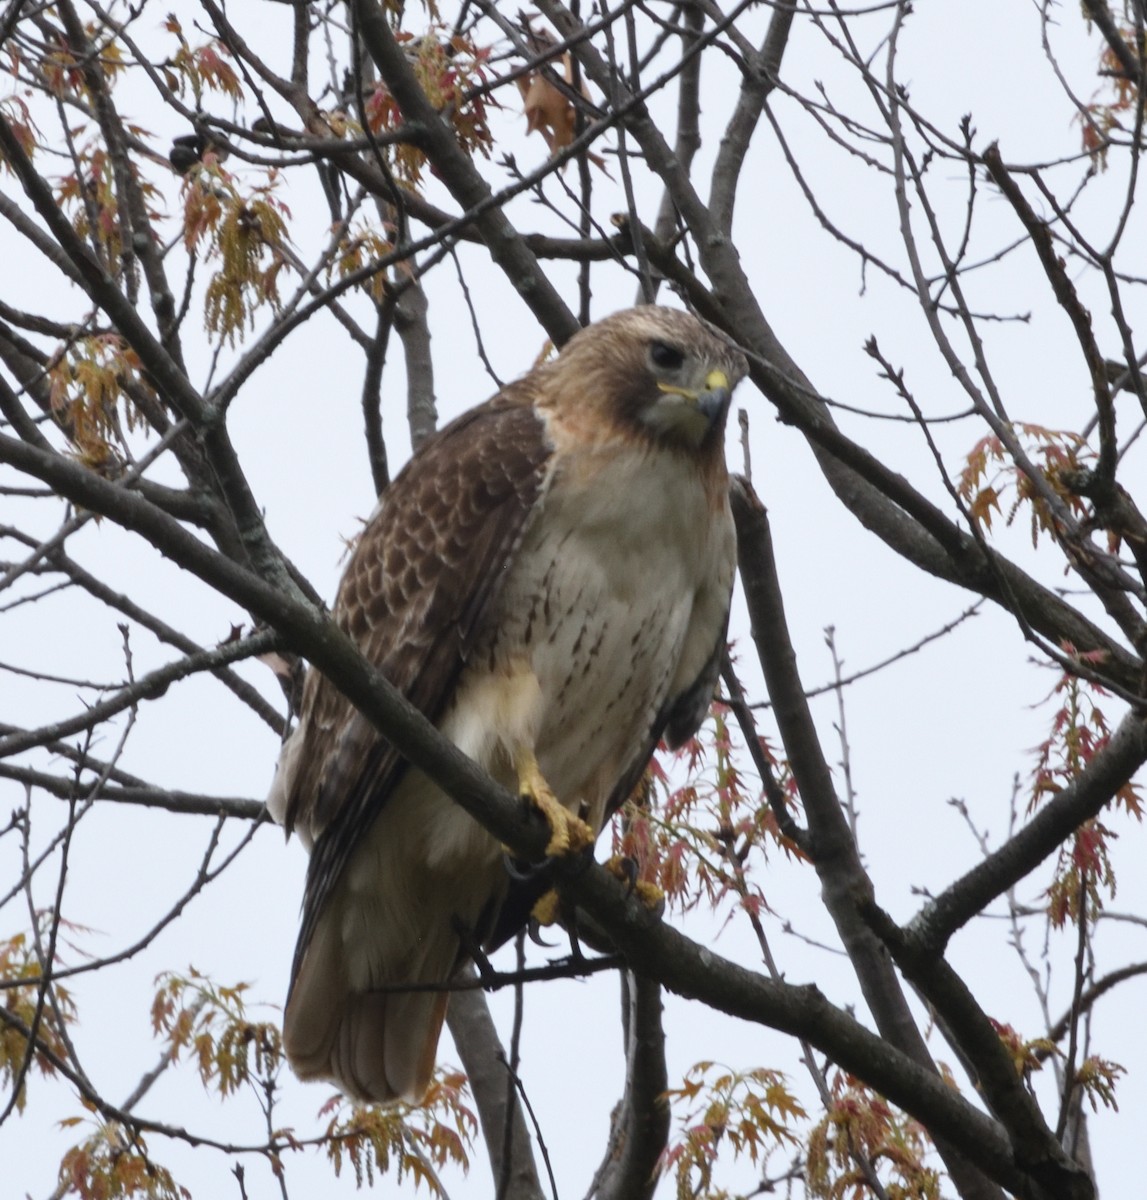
[649,341,686,371]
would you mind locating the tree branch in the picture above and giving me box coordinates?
[352,0,579,346]
[0,630,280,759]
[729,475,1007,1200]
[909,709,1147,953]
[0,762,264,820]
[558,862,1064,1200]
[589,972,669,1200]
[710,0,796,236]
[1081,0,1143,88]
[445,967,545,1200]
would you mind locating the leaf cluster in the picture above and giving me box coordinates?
[1030,665,1143,926]
[806,1073,939,1200]
[366,29,497,183]
[162,20,243,106]
[661,1061,806,1200]
[149,969,281,1099]
[958,423,1094,546]
[58,1123,188,1200]
[189,175,293,347]
[616,707,802,925]
[46,335,161,468]
[0,929,77,1113]
[1079,16,1143,166]
[321,1070,477,1194]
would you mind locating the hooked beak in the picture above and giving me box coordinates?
[693,369,732,426]
[653,368,733,443]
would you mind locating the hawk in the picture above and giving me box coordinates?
[267,305,746,1104]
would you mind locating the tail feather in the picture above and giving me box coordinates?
[384,990,450,1101]
[326,988,448,1104]
[283,912,458,1104]
[279,775,506,1103]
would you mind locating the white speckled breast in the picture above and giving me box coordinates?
[451,440,735,831]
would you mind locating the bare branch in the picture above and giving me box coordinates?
[446,967,545,1200]
[0,630,280,759]
[909,709,1147,953]
[588,972,668,1200]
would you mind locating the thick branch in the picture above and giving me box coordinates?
[590,972,669,1200]
[710,0,796,235]
[393,276,437,448]
[1081,0,1143,88]
[866,903,1093,1200]
[558,864,1059,1200]
[730,475,1007,1200]
[445,968,544,1200]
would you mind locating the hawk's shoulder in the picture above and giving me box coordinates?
[278,390,553,842]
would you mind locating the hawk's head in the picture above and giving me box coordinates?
[541,306,749,451]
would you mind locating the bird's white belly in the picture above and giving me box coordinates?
[527,552,692,808]
[442,447,731,835]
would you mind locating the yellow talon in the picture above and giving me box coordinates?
[531,889,562,926]
[515,749,595,857]
[633,879,666,910]
[605,855,666,912]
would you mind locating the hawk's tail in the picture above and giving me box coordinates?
[282,908,453,1105]
[278,769,508,1104]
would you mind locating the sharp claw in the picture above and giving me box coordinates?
[502,850,540,882]
[527,917,557,946]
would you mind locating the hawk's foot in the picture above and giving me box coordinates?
[515,749,594,857]
[531,888,562,927]
[605,855,665,912]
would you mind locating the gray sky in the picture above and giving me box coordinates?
[3,2,1145,1197]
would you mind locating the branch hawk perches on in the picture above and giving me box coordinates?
[267,306,746,1103]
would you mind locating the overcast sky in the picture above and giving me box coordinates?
[3,3,1146,1197]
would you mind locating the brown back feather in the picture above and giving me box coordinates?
[284,393,552,992]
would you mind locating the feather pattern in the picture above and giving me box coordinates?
[272,398,552,977]
[267,306,747,1102]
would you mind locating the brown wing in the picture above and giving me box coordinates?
[282,393,553,991]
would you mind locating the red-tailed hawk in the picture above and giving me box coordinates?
[267,305,746,1103]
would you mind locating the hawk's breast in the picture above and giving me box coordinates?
[444,438,735,833]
